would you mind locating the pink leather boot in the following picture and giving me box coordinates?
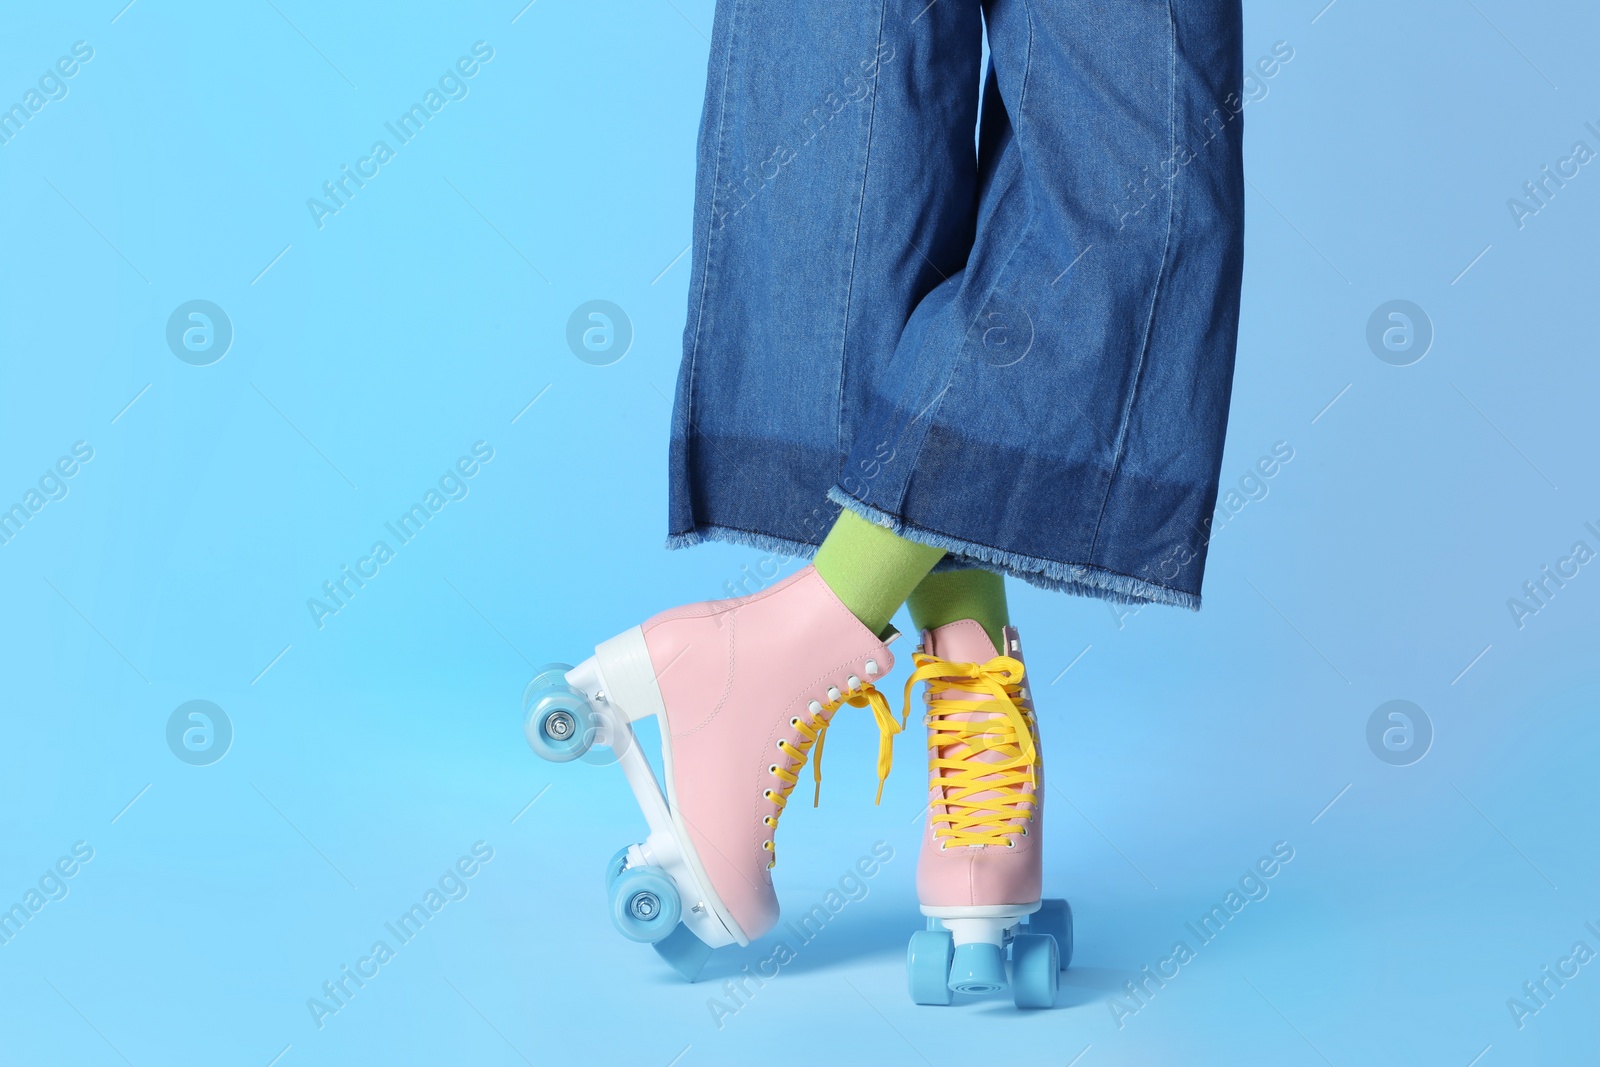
[524,566,900,980]
[903,620,1072,1008]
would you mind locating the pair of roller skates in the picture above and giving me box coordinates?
[524,566,1072,1007]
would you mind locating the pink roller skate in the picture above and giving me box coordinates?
[903,620,1072,1008]
[524,566,901,980]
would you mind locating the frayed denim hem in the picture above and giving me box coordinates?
[825,486,1201,610]
[665,524,820,562]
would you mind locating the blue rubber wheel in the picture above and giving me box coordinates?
[1031,898,1073,970]
[525,688,593,762]
[948,941,1006,996]
[609,866,681,943]
[604,846,632,892]
[524,663,574,704]
[907,930,955,1005]
[653,922,715,981]
[1011,933,1059,1008]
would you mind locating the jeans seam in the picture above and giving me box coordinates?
[836,0,892,468]
[1087,0,1178,561]
[681,0,743,519]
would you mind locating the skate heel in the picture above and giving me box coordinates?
[591,626,668,724]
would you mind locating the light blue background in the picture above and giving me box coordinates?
[2,1,1597,1064]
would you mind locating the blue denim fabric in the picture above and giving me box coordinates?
[669,0,1244,608]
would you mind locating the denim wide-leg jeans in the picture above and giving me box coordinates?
[668,0,1245,608]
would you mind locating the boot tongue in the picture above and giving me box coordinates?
[923,619,999,662]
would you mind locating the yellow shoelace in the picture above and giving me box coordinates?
[904,652,1038,848]
[762,680,901,868]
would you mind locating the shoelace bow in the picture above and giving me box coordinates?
[905,652,1038,848]
[763,679,901,867]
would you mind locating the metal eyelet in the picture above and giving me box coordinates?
[826,686,841,702]
[865,659,880,676]
[808,701,823,714]
[846,675,861,689]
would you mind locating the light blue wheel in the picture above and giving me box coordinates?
[1031,898,1073,970]
[525,688,593,762]
[1011,933,1059,1008]
[948,941,1006,995]
[524,663,574,705]
[604,845,632,892]
[907,930,954,1005]
[609,866,681,943]
[653,922,715,981]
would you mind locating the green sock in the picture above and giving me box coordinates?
[907,568,1010,652]
[813,509,944,639]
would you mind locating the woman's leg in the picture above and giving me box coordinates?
[557,9,992,983]
[887,0,1241,1006]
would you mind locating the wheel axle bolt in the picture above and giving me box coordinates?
[631,892,659,920]
[546,711,575,740]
